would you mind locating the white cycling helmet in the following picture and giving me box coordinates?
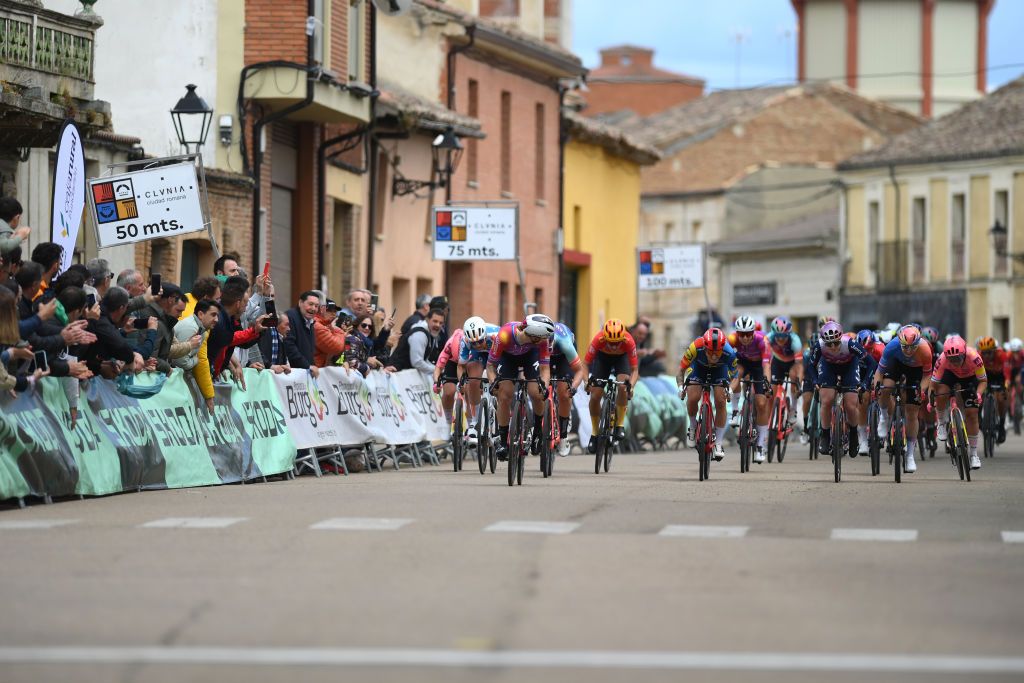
[734,315,757,333]
[522,314,555,339]
[463,316,488,343]
[1011,337,1023,353]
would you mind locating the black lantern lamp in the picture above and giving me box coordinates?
[393,126,463,197]
[989,220,1024,262]
[170,84,213,155]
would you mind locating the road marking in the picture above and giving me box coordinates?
[310,518,413,531]
[658,525,749,539]
[484,521,579,534]
[830,528,918,542]
[1001,531,1024,543]
[140,518,247,529]
[0,519,79,530]
[0,647,1022,673]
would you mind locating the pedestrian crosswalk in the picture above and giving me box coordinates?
[1,516,1023,543]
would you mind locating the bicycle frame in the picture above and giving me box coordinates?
[589,376,629,474]
[685,377,728,481]
[767,376,794,463]
[933,384,973,482]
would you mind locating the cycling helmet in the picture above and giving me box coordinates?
[808,332,820,348]
[856,329,875,347]
[817,315,836,329]
[463,316,488,343]
[522,313,555,339]
[976,336,997,353]
[820,321,843,344]
[734,315,757,333]
[1011,338,1024,353]
[603,318,626,343]
[702,327,727,356]
[943,335,967,359]
[922,326,939,344]
[770,316,792,334]
[897,325,921,348]
[553,322,572,341]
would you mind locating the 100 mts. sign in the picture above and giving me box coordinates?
[88,162,206,248]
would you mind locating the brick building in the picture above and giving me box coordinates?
[583,45,705,118]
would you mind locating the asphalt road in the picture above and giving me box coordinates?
[2,431,1024,683]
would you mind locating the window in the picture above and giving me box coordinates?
[533,287,543,315]
[952,193,966,280]
[348,1,362,82]
[374,150,388,238]
[691,220,702,241]
[868,200,880,275]
[535,103,545,199]
[664,222,675,242]
[573,205,582,250]
[499,281,508,323]
[995,189,1009,276]
[911,197,926,283]
[500,91,511,193]
[467,79,478,183]
[994,317,1010,344]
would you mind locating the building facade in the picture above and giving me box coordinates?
[791,0,995,117]
[838,75,1024,340]
[583,45,705,119]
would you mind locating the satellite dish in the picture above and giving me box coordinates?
[372,0,412,16]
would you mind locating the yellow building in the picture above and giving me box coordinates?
[838,75,1024,342]
[562,111,660,339]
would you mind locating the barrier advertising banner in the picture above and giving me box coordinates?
[51,120,86,273]
[88,161,206,248]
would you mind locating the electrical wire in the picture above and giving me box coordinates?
[725,185,840,210]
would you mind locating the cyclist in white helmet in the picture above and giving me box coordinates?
[456,316,500,444]
[727,315,772,464]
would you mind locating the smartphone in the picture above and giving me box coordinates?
[14,339,30,349]
[33,350,48,373]
[150,273,161,296]
[40,288,57,303]
[86,292,96,308]
[264,299,277,317]
[262,261,271,278]
[370,293,379,312]
[390,307,397,318]
[263,314,279,327]
[134,314,152,328]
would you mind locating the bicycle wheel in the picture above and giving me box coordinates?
[767,397,782,464]
[738,394,751,473]
[541,399,553,478]
[452,398,464,472]
[595,394,611,474]
[808,393,819,460]
[508,395,523,487]
[982,394,996,459]
[868,402,881,476]
[699,402,713,481]
[892,405,904,484]
[950,409,966,481]
[516,412,526,486]
[487,399,498,474]
[832,403,844,483]
[777,398,789,463]
[477,399,489,475]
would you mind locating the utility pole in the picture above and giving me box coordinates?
[731,28,751,88]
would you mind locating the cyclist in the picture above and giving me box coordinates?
[854,329,880,455]
[584,318,639,453]
[766,316,803,425]
[922,326,942,358]
[872,325,933,474]
[550,322,586,456]
[432,327,464,426]
[456,316,501,443]
[728,315,771,463]
[677,328,738,461]
[487,314,556,460]
[809,321,866,458]
[932,335,986,470]
[799,332,820,446]
[976,335,1009,444]
[1010,338,1024,391]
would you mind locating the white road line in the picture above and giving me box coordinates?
[0,647,1022,673]
[1001,531,1024,543]
[140,517,247,529]
[658,525,749,539]
[310,518,413,531]
[831,528,918,542]
[484,521,580,534]
[0,519,79,530]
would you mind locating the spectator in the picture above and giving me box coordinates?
[390,307,444,374]
[205,276,268,381]
[213,254,241,282]
[30,242,63,299]
[247,311,292,374]
[127,283,197,374]
[21,283,95,378]
[180,275,221,320]
[173,298,221,410]
[0,197,31,257]
[85,258,113,297]
[631,320,667,377]
[14,261,44,320]
[283,290,320,369]
[340,288,371,318]
[1,245,21,285]
[0,286,41,391]
[313,300,348,368]
[80,286,145,378]
[351,313,386,373]
[116,268,146,297]
[401,294,432,335]
[53,265,88,294]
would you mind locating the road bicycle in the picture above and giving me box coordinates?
[806,386,821,460]
[979,385,1002,459]
[540,377,573,478]
[589,376,630,474]
[735,376,759,473]
[866,394,882,476]
[766,376,795,464]
[876,380,911,483]
[1011,384,1023,436]
[685,377,729,482]
[505,377,545,487]
[824,384,859,483]
[448,375,468,472]
[935,385,972,482]
[466,377,497,475]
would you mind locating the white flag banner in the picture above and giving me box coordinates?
[362,371,427,445]
[388,369,449,442]
[573,387,593,448]
[51,121,86,273]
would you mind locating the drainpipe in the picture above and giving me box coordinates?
[365,1,378,292]
[442,26,476,305]
[889,164,901,290]
[248,0,318,274]
[556,83,567,323]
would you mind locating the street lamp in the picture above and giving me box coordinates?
[392,126,463,197]
[989,220,1024,262]
[170,84,213,155]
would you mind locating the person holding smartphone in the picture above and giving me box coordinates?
[126,282,196,374]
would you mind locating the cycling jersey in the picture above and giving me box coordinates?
[457,323,500,364]
[767,331,803,362]
[980,349,1011,376]
[549,323,582,377]
[1008,350,1024,372]
[488,321,550,366]
[878,338,934,374]
[680,339,738,373]
[862,340,884,363]
[931,349,987,383]
[727,330,770,363]
[435,328,464,369]
[584,331,638,369]
[809,337,866,365]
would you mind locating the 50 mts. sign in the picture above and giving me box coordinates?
[88,162,206,248]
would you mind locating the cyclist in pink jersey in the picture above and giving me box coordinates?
[432,328,464,425]
[726,315,771,463]
[931,335,987,470]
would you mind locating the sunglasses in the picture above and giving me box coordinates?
[526,334,545,342]
[359,323,372,330]
[736,331,753,336]
[825,340,841,347]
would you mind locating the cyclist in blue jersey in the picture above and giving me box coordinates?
[854,329,879,455]
[549,322,586,456]
[799,332,820,446]
[809,321,866,457]
[457,316,500,444]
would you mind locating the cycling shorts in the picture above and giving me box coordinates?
[817,360,860,392]
[880,361,923,405]
[770,357,795,385]
[440,360,458,384]
[933,371,980,409]
[686,363,730,387]
[986,371,1005,390]
[590,351,632,381]
[737,357,767,395]
[801,355,818,393]
[550,353,573,380]
[495,349,541,382]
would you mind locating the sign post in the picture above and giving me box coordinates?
[50,120,86,273]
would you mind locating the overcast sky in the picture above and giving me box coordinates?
[573,0,1023,92]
